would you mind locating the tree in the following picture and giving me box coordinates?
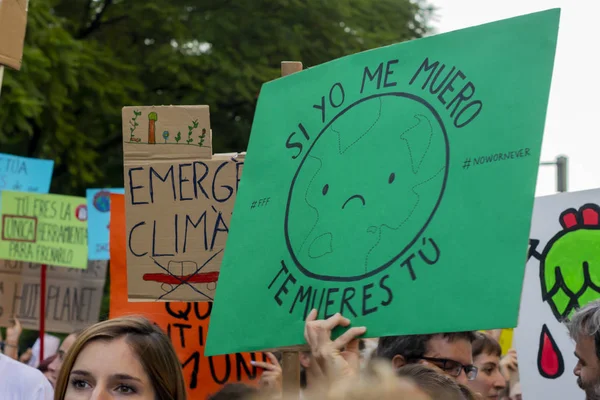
[0,0,434,196]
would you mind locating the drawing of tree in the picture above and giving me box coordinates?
[148,112,158,144]
[175,131,181,143]
[163,130,170,143]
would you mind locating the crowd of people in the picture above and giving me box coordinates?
[1,299,600,399]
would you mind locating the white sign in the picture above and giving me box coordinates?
[515,188,600,400]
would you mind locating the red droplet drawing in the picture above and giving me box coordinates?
[537,324,564,379]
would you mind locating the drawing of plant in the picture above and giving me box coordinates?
[198,128,207,147]
[148,112,158,144]
[163,130,170,143]
[175,131,181,143]
[186,119,199,145]
[129,110,141,142]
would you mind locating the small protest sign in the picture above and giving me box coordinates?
[0,191,88,269]
[122,105,244,301]
[0,259,107,333]
[87,188,124,260]
[515,188,600,399]
[0,0,29,70]
[0,153,54,194]
[109,194,264,398]
[205,10,560,355]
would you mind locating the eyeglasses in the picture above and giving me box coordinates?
[415,357,479,381]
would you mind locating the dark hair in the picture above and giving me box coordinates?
[376,332,477,361]
[396,364,466,400]
[38,354,57,373]
[472,332,502,358]
[208,383,258,400]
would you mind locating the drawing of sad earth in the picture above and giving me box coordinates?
[284,93,449,282]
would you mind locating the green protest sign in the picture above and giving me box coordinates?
[206,9,560,356]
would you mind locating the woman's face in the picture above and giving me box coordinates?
[467,352,506,400]
[64,337,156,399]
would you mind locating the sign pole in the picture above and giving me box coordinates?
[279,61,303,398]
[0,66,4,98]
[39,264,47,363]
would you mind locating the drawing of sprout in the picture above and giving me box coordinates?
[186,119,199,145]
[198,128,207,147]
[163,131,170,143]
[175,131,182,143]
[129,110,142,142]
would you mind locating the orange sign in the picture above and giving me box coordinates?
[109,194,265,399]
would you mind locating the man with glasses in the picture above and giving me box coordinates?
[376,332,478,385]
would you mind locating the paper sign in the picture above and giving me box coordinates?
[0,191,88,268]
[0,153,54,194]
[514,189,600,399]
[0,259,107,333]
[109,194,264,398]
[205,10,560,355]
[87,188,124,260]
[27,334,60,368]
[122,105,243,301]
[498,329,514,355]
[0,0,29,70]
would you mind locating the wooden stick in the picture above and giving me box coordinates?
[279,60,303,398]
[281,61,303,77]
[281,351,302,397]
[0,66,5,98]
[39,264,47,363]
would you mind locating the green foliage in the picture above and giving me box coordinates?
[0,0,433,196]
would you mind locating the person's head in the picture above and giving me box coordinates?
[396,364,468,400]
[568,300,600,399]
[208,383,258,400]
[38,353,57,382]
[53,316,186,400]
[467,332,506,399]
[48,330,82,387]
[327,360,431,400]
[377,331,477,385]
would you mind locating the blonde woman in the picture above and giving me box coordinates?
[53,316,186,400]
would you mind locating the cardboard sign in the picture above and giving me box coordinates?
[109,194,264,398]
[0,191,88,268]
[123,105,244,301]
[205,10,560,355]
[0,259,107,333]
[0,153,53,194]
[514,189,600,399]
[0,0,29,70]
[87,188,124,260]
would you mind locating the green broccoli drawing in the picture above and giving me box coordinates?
[540,204,600,321]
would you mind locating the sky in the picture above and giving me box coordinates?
[430,0,598,196]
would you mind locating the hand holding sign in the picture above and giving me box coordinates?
[303,309,366,384]
[254,353,283,395]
